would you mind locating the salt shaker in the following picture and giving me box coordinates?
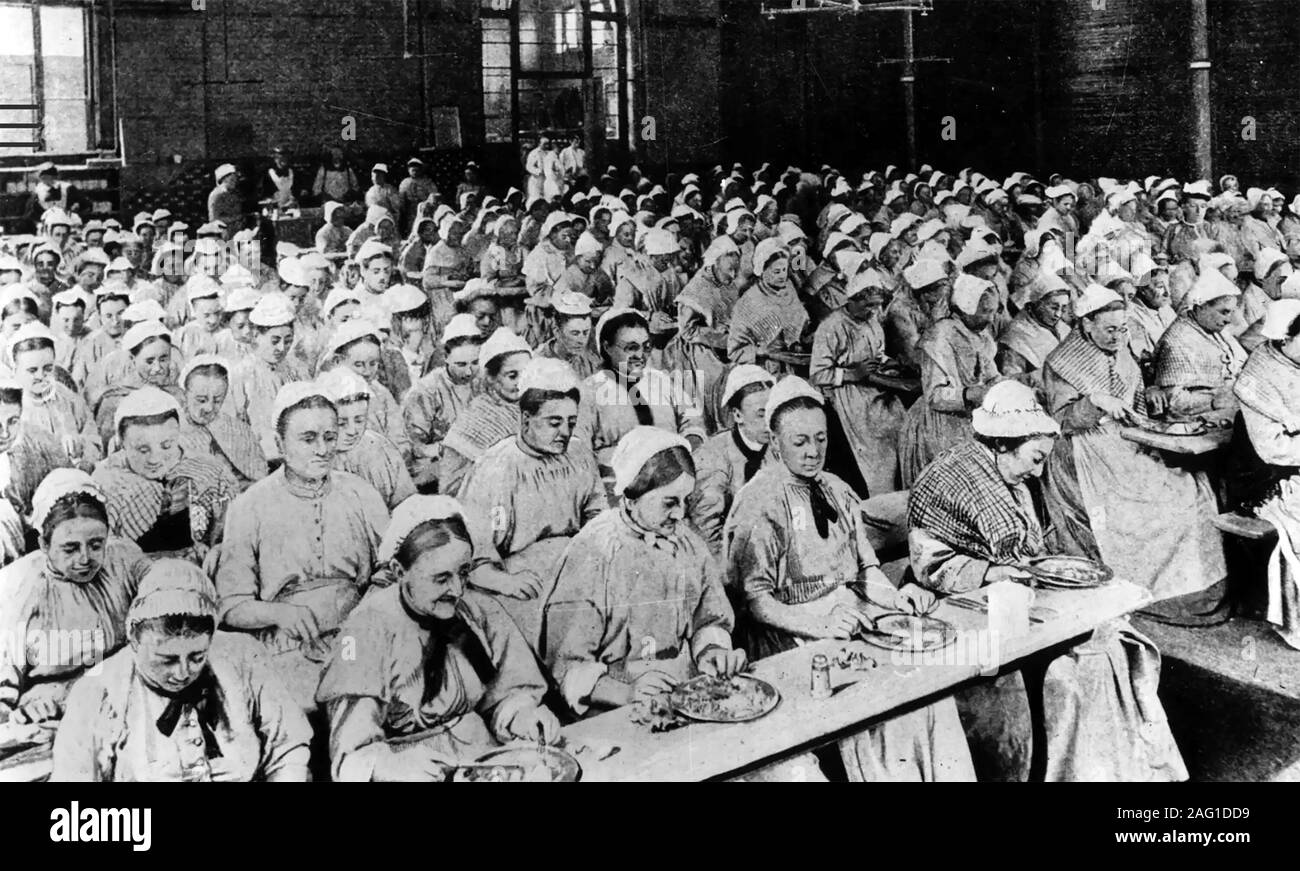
[810,654,832,700]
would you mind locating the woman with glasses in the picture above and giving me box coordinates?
[1041,284,1228,626]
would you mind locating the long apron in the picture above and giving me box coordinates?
[827,383,905,496]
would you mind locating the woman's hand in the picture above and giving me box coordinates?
[1091,392,1136,423]
[60,435,82,460]
[986,565,1034,584]
[473,567,544,600]
[809,604,869,640]
[12,697,60,724]
[891,583,937,616]
[696,646,748,678]
[373,746,455,782]
[629,670,678,705]
[273,603,321,645]
[511,706,561,745]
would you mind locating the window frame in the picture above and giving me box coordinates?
[0,0,96,157]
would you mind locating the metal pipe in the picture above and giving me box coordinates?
[903,7,915,168]
[1190,0,1211,180]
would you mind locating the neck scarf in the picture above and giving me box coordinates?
[731,426,767,483]
[399,589,495,708]
[153,667,223,759]
[796,472,839,538]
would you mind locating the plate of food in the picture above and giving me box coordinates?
[1135,417,1208,436]
[1024,555,1113,588]
[668,673,781,723]
[856,613,958,653]
[472,744,582,782]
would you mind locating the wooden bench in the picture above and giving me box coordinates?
[1211,512,1277,541]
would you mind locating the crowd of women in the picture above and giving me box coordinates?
[3,154,1298,782]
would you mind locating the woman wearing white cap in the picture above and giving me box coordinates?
[543,425,742,718]
[173,276,225,360]
[538,289,601,378]
[398,215,437,284]
[213,284,260,365]
[225,293,309,459]
[909,381,1187,781]
[810,267,907,495]
[53,558,311,782]
[725,376,975,781]
[1127,255,1176,372]
[1042,284,1228,625]
[728,238,810,375]
[401,314,483,490]
[1227,300,1300,647]
[598,210,637,287]
[996,269,1072,387]
[438,327,532,495]
[318,320,412,464]
[217,381,389,709]
[687,365,776,555]
[7,323,100,470]
[555,231,615,311]
[422,214,473,302]
[317,367,416,510]
[898,274,1001,487]
[176,355,266,491]
[49,288,92,388]
[1151,268,1246,422]
[886,256,950,371]
[345,206,398,261]
[479,213,526,292]
[0,470,151,728]
[316,494,558,781]
[88,319,185,450]
[458,357,605,648]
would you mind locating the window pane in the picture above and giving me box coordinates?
[519,1,583,73]
[485,114,512,144]
[0,4,35,155]
[482,0,513,11]
[592,20,617,70]
[517,78,584,140]
[40,6,87,152]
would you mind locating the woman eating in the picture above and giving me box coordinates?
[176,355,267,490]
[728,239,810,374]
[544,426,742,718]
[1042,284,1228,625]
[52,558,312,781]
[6,322,100,471]
[724,376,975,781]
[0,470,150,727]
[216,381,389,709]
[92,386,236,561]
[316,495,558,782]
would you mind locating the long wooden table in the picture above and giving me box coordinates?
[1120,425,1231,456]
[561,580,1150,782]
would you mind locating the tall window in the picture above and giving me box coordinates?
[0,1,91,156]
[480,0,627,147]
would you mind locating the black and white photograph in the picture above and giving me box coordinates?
[0,0,1290,841]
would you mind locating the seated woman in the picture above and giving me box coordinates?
[899,274,1002,487]
[996,270,1072,387]
[317,319,411,463]
[1042,284,1228,626]
[92,386,236,561]
[316,495,559,782]
[401,315,482,491]
[385,283,436,388]
[176,355,268,491]
[89,319,186,450]
[1228,300,1300,648]
[52,559,311,781]
[884,256,950,372]
[225,293,309,461]
[724,376,976,781]
[1152,268,1247,423]
[0,470,150,727]
[318,367,415,510]
[0,379,71,562]
[544,426,744,720]
[458,357,606,649]
[6,321,100,471]
[438,327,531,495]
[909,381,1188,781]
[216,381,389,709]
[727,239,810,375]
[810,267,906,495]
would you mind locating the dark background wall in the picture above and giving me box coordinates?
[12,0,1299,222]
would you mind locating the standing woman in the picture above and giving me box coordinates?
[1042,285,1228,625]
[225,293,307,460]
[92,387,236,561]
[809,268,906,495]
[6,322,100,471]
[316,495,559,781]
[724,377,975,781]
[0,470,150,727]
[899,274,1001,487]
[216,381,389,709]
[437,327,531,495]
[176,355,267,491]
[53,558,311,782]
